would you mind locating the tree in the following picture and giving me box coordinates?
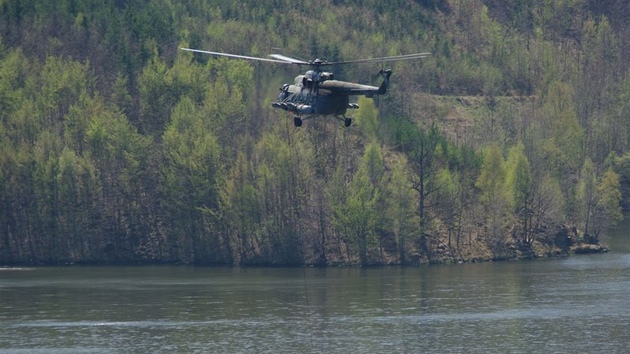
[434,167,462,250]
[528,174,565,244]
[38,56,92,123]
[219,149,261,265]
[504,143,533,243]
[591,168,623,242]
[476,144,509,248]
[55,146,99,261]
[162,97,224,263]
[343,161,379,266]
[138,48,212,136]
[576,158,597,240]
[384,154,418,264]
[355,96,379,142]
[250,129,305,264]
[539,81,584,177]
[409,124,444,228]
[327,162,351,263]
[577,16,622,163]
[0,49,32,123]
[73,93,158,263]
[329,144,381,266]
[361,142,388,261]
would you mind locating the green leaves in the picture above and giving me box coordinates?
[330,144,382,266]
[2,1,629,265]
[475,144,505,205]
[504,143,531,213]
[161,97,223,259]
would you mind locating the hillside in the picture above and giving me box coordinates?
[0,0,628,266]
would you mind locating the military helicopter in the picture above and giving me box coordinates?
[181,48,430,127]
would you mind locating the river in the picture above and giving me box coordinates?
[1,226,629,353]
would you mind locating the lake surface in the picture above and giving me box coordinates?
[2,228,629,353]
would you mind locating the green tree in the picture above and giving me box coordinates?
[384,154,418,263]
[328,143,382,266]
[197,59,250,146]
[504,143,533,243]
[250,130,306,264]
[434,167,462,250]
[219,149,261,264]
[591,168,623,242]
[476,144,509,248]
[409,124,444,228]
[0,49,32,122]
[343,162,379,266]
[576,158,597,240]
[504,143,531,212]
[476,144,506,206]
[38,55,92,122]
[528,174,565,244]
[55,146,100,261]
[406,124,452,260]
[361,142,389,261]
[577,16,620,123]
[162,97,224,263]
[539,81,584,176]
[355,96,379,142]
[578,16,622,163]
[30,130,62,262]
[138,48,212,136]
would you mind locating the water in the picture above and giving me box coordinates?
[1,229,629,353]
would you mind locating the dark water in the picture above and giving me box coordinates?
[2,229,629,353]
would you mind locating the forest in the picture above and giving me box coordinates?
[1,0,629,266]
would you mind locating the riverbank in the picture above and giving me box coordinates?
[0,222,612,268]
[0,238,610,268]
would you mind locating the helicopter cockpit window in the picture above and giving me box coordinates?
[278,84,290,100]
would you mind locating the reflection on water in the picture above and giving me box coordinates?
[1,224,630,353]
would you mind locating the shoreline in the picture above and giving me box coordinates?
[0,242,609,268]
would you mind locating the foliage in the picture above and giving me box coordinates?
[0,0,627,265]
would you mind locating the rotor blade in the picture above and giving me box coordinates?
[328,52,431,65]
[268,54,309,65]
[180,48,292,64]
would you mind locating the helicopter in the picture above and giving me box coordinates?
[181,48,430,127]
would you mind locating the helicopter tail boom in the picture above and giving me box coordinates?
[377,69,393,95]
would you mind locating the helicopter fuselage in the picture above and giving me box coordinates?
[271,69,391,121]
[277,76,351,116]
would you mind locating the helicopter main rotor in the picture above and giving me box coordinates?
[180,48,430,69]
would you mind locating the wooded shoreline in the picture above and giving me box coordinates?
[0,226,609,267]
[1,1,629,267]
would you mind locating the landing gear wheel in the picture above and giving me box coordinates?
[294,116,303,127]
[344,117,352,127]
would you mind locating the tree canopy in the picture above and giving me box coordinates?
[0,0,627,265]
